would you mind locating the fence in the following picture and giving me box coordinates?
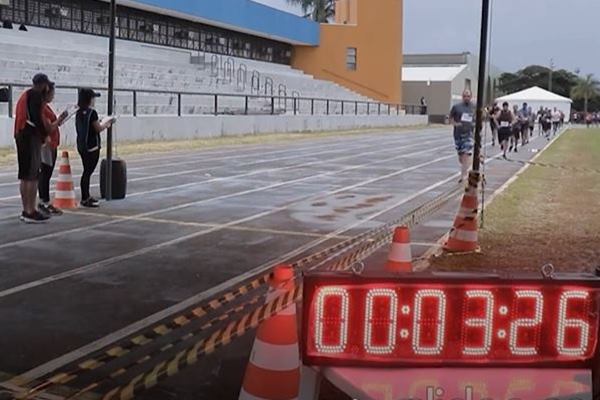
[0,83,426,118]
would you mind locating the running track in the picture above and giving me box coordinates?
[0,127,556,399]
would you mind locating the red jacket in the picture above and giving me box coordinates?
[43,105,60,148]
[13,91,28,137]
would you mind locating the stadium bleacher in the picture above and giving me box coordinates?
[0,26,377,117]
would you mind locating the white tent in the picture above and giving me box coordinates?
[496,86,572,121]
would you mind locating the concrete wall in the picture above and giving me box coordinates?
[402,81,451,119]
[0,114,427,148]
[291,0,403,104]
[451,66,478,105]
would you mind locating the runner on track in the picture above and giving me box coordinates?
[449,90,475,183]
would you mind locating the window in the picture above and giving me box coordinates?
[1,0,293,64]
[346,47,357,71]
[465,79,472,91]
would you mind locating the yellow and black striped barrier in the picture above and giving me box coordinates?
[18,183,465,400]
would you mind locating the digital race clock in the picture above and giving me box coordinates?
[301,272,600,368]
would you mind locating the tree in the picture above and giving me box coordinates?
[287,0,335,22]
[571,74,600,114]
[497,65,579,98]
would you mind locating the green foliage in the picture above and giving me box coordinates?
[497,65,600,112]
[497,65,578,98]
[286,0,335,22]
[571,74,600,113]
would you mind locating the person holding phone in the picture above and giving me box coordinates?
[14,73,58,223]
[38,82,68,216]
[75,88,115,208]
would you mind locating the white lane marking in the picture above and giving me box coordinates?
[9,171,460,385]
[125,139,447,198]
[0,135,448,202]
[0,139,449,249]
[0,126,444,178]
[0,130,446,196]
[0,146,458,299]
[124,128,447,171]
[0,136,385,193]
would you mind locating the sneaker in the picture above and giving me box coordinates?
[20,211,50,224]
[502,154,507,160]
[80,198,100,208]
[40,203,63,216]
[37,204,51,218]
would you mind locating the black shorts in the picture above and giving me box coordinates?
[512,127,521,139]
[16,127,42,181]
[520,123,529,135]
[498,127,512,143]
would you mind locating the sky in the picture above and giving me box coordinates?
[252,0,600,75]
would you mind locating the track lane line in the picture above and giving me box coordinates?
[0,138,449,247]
[0,145,458,298]
[8,171,461,386]
[0,134,448,202]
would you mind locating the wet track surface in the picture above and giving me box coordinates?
[0,127,557,399]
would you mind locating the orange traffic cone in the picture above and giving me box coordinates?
[386,226,413,272]
[53,151,78,209]
[444,172,480,252]
[239,265,300,400]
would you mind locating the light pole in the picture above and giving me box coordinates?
[548,58,555,93]
[105,0,116,200]
[471,0,491,175]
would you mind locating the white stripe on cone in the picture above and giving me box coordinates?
[239,389,298,400]
[388,243,412,263]
[452,229,478,242]
[56,175,73,183]
[248,339,299,371]
[458,206,477,218]
[54,191,76,199]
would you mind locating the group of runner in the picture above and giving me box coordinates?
[13,74,115,223]
[449,89,569,181]
[488,103,564,158]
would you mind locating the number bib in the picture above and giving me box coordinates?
[461,113,474,123]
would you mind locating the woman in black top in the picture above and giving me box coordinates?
[75,88,114,207]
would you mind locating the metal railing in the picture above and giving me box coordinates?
[0,82,426,118]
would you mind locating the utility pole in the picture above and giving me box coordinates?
[548,58,555,93]
[106,0,116,200]
[471,0,490,175]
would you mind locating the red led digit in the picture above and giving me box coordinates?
[363,288,398,355]
[462,290,495,356]
[314,286,349,354]
[556,290,590,356]
[509,290,544,356]
[303,277,600,366]
[412,289,447,355]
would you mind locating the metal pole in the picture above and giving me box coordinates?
[8,85,13,118]
[548,58,554,92]
[472,0,491,175]
[105,0,116,201]
[132,90,137,117]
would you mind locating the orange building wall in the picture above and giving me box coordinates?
[291,0,403,104]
